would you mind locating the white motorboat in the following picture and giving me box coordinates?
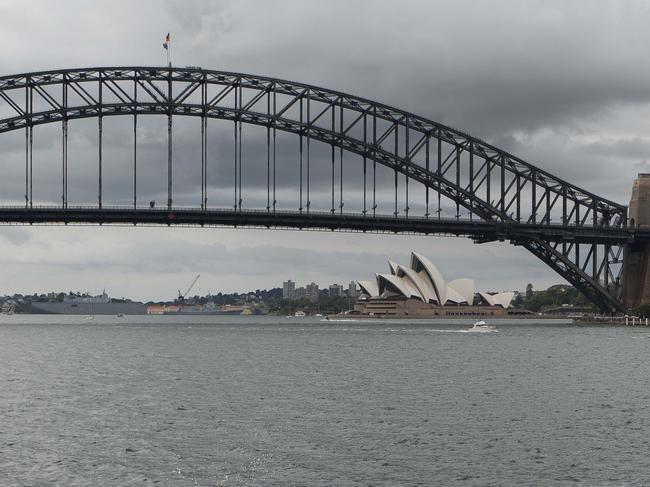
[294,310,306,317]
[469,320,497,332]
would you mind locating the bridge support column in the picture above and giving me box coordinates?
[624,174,650,310]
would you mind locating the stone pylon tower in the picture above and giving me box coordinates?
[625,174,650,309]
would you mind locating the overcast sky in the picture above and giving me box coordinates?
[1,0,649,300]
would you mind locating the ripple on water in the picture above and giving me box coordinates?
[0,316,648,485]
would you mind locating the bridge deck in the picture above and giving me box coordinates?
[0,206,643,244]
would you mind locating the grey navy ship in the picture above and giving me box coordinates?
[24,291,147,315]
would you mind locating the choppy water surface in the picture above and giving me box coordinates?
[1,315,649,486]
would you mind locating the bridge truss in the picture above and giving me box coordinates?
[0,67,637,312]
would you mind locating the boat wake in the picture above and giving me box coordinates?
[322,318,361,322]
[416,328,498,334]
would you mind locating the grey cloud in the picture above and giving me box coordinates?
[582,137,650,160]
[0,227,31,245]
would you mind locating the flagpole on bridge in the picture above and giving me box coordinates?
[163,32,171,67]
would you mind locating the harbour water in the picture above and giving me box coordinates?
[1,315,649,486]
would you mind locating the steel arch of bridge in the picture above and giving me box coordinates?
[0,66,638,312]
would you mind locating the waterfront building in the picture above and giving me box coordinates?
[283,280,295,300]
[351,251,517,318]
[329,283,344,297]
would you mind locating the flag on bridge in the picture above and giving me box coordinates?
[163,33,171,67]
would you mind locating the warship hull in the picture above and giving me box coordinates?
[23,301,147,315]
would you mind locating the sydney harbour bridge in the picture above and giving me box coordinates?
[0,66,648,313]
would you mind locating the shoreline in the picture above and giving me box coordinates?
[325,313,567,321]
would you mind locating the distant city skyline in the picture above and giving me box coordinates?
[3,277,361,300]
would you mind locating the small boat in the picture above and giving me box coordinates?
[117,313,125,318]
[294,310,306,317]
[469,320,497,332]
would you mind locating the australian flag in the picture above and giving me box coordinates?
[163,33,170,50]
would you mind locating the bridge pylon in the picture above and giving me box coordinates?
[624,174,650,310]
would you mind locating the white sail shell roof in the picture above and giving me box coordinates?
[377,273,423,300]
[410,252,447,304]
[388,260,400,276]
[493,292,514,308]
[479,291,514,308]
[447,279,475,304]
[446,286,467,304]
[479,292,495,306]
[396,265,438,303]
[357,280,379,298]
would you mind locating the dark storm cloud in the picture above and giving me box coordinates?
[4,0,650,137]
[3,0,650,202]
[0,0,649,295]
[583,137,650,161]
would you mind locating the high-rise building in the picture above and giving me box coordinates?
[329,283,344,297]
[306,282,320,302]
[283,280,295,300]
[347,281,358,298]
[294,287,307,300]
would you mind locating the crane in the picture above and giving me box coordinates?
[178,274,200,303]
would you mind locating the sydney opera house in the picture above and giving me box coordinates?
[351,252,518,318]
